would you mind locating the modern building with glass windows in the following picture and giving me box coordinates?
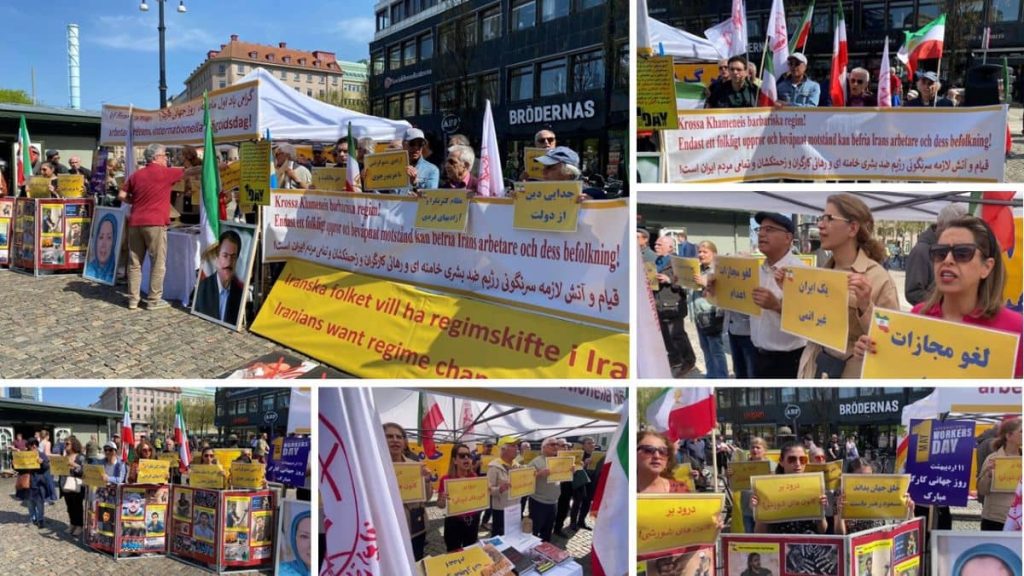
[370,0,628,180]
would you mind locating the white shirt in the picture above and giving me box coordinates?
[750,251,808,351]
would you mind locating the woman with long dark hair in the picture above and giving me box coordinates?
[978,418,1022,530]
[437,442,482,551]
[59,435,86,536]
[751,441,828,534]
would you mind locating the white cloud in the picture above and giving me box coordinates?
[333,17,375,45]
[90,15,216,52]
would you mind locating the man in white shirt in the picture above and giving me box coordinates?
[749,212,807,378]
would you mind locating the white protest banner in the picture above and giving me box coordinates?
[263,191,628,329]
[666,105,1007,183]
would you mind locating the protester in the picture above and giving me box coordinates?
[638,228,656,264]
[706,56,758,108]
[101,441,126,485]
[310,144,329,168]
[442,144,478,193]
[570,436,598,531]
[37,162,59,197]
[534,146,606,200]
[725,311,757,379]
[905,71,953,107]
[534,129,557,150]
[554,438,575,537]
[845,68,877,106]
[67,155,91,179]
[438,442,483,551]
[637,430,691,494]
[333,138,349,167]
[834,457,915,534]
[402,128,439,193]
[382,423,431,560]
[978,418,1022,530]
[46,149,69,174]
[904,203,968,305]
[827,434,842,461]
[273,144,312,189]
[528,437,560,542]
[23,437,49,528]
[776,53,820,107]
[477,439,495,529]
[677,230,697,258]
[59,436,85,536]
[128,439,158,483]
[730,436,772,533]
[747,61,761,89]
[752,441,828,534]
[38,431,58,503]
[654,234,696,376]
[690,241,728,378]
[486,436,518,536]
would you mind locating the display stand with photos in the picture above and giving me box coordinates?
[83,483,170,560]
[10,197,92,275]
[0,197,13,267]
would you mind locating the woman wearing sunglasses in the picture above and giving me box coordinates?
[855,216,1022,377]
[834,458,915,535]
[101,441,126,485]
[637,430,692,494]
[194,447,228,489]
[382,423,432,560]
[60,436,86,536]
[437,442,482,552]
[127,439,157,483]
[751,442,828,534]
[798,194,899,379]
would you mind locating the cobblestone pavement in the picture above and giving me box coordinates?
[1007,106,1024,182]
[0,271,306,378]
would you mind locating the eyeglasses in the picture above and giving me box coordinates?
[536,137,555,144]
[385,433,404,440]
[819,214,852,224]
[929,243,979,263]
[456,452,473,459]
[785,455,809,465]
[718,65,729,70]
[637,445,669,457]
[755,225,789,235]
[202,453,215,459]
[849,78,866,85]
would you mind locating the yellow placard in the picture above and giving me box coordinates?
[220,161,241,191]
[546,456,574,483]
[674,62,719,87]
[363,150,409,191]
[519,449,537,466]
[189,464,226,489]
[28,176,51,198]
[993,457,1023,493]
[157,452,180,469]
[672,463,696,492]
[840,474,910,520]
[83,464,107,487]
[445,476,489,516]
[523,147,546,180]
[645,261,658,287]
[422,546,491,576]
[781,266,850,353]
[764,450,781,464]
[250,260,628,379]
[57,174,86,197]
[637,494,725,558]
[415,189,470,231]
[861,307,1021,379]
[49,456,71,477]
[587,451,606,471]
[272,437,284,460]
[894,556,920,575]
[513,181,581,233]
[728,460,772,491]
[751,473,825,523]
[637,55,678,130]
[805,461,843,491]
[394,462,426,503]
[137,459,171,484]
[213,448,243,465]
[797,254,817,267]
[669,256,701,290]
[714,256,762,317]
[558,450,584,467]
[509,467,536,499]
[14,450,40,470]
[311,167,347,191]
[409,442,452,491]
[240,140,271,210]
[229,461,265,489]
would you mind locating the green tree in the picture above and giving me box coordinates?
[0,89,32,105]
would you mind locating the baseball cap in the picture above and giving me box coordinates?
[787,52,808,65]
[312,143,324,152]
[103,441,118,450]
[404,128,426,142]
[45,149,59,158]
[755,211,795,234]
[535,146,580,168]
[917,70,939,83]
[497,436,517,448]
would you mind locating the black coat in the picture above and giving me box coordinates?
[194,273,244,324]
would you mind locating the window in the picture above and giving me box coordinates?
[512,0,537,31]
[418,88,433,115]
[438,82,457,111]
[237,64,246,74]
[813,7,832,33]
[573,50,604,92]
[307,89,313,96]
[280,69,287,80]
[860,2,885,31]
[539,59,566,97]
[216,405,225,417]
[403,40,416,67]
[403,91,417,116]
[372,98,385,117]
[481,72,499,105]
[916,2,941,26]
[482,7,502,41]
[541,0,569,22]
[419,32,434,61]
[307,73,314,83]
[218,64,226,75]
[509,65,534,101]
[390,3,403,24]
[616,44,629,89]
[248,398,258,413]
[991,0,1021,21]
[372,51,384,76]
[464,78,479,108]
[463,17,478,46]
[276,392,290,409]
[219,81,226,89]
[235,400,246,414]
[388,95,401,119]
[262,395,274,412]
[389,45,402,71]
[333,77,339,85]
[580,0,603,8]
[376,9,389,31]
[780,388,797,403]
[294,72,300,81]
[838,387,858,398]
[320,76,326,84]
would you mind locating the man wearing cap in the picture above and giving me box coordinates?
[747,212,807,378]
[310,144,329,168]
[534,146,606,200]
[45,149,69,174]
[403,128,439,193]
[706,55,759,109]
[486,437,519,536]
[776,53,820,107]
[904,71,953,107]
[274,144,312,189]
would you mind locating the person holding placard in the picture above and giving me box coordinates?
[570,436,599,532]
[730,436,773,533]
[486,436,518,536]
[59,435,86,536]
[637,431,692,494]
[383,423,431,560]
[799,194,899,379]
[101,441,126,484]
[834,458,915,535]
[402,128,439,194]
[689,241,728,378]
[437,442,483,551]
[654,234,696,377]
[751,442,828,534]
[528,437,562,541]
[22,437,49,528]
[978,418,1023,531]
[128,439,158,483]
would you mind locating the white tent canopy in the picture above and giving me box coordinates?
[901,388,1022,428]
[649,17,723,61]
[638,190,1023,222]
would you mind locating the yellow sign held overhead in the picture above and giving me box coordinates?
[509,467,536,499]
[363,150,409,191]
[805,461,843,491]
[546,456,574,483]
[840,474,911,520]
[557,450,584,467]
[513,181,581,233]
[415,189,471,231]
[137,459,171,484]
[394,462,426,503]
[751,473,825,523]
[637,494,725,558]
[714,256,761,317]
[57,174,86,197]
[781,266,850,353]
[229,461,266,489]
[239,140,271,210]
[445,476,489,516]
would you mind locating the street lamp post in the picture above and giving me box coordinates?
[139,0,186,108]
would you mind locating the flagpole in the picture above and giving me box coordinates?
[933,59,942,108]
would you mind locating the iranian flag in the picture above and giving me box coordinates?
[676,80,708,110]
[199,93,220,255]
[645,388,716,441]
[829,0,849,107]
[16,115,33,187]
[789,1,814,54]
[418,392,445,457]
[345,122,359,192]
[765,0,790,81]
[758,46,779,106]
[121,397,136,463]
[477,99,505,197]
[897,15,946,82]
[174,401,191,473]
[590,399,628,576]
[878,37,893,107]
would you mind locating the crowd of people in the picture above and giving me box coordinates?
[644,194,1023,379]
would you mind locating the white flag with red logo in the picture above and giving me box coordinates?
[765,0,790,80]
[645,388,716,441]
[477,99,505,197]
[704,0,747,58]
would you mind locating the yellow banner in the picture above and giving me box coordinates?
[669,256,701,290]
[137,459,170,484]
[49,456,71,476]
[394,462,426,503]
[363,150,409,191]
[993,457,1023,492]
[728,460,772,491]
[645,261,658,287]
[861,307,1020,378]
[751,473,825,523]
[797,254,817,267]
[415,189,471,231]
[805,461,843,491]
[513,181,581,232]
[445,476,489,515]
[781,266,850,353]
[523,147,546,180]
[841,474,911,520]
[158,452,180,469]
[311,167,347,191]
[230,461,266,489]
[637,56,678,130]
[587,451,606,471]
[250,260,629,378]
[894,556,920,575]
[57,174,86,197]
[83,464,107,487]
[509,467,536,499]
[714,256,761,317]
[14,450,39,470]
[220,161,241,191]
[189,464,226,489]
[672,463,696,492]
[558,450,584,467]
[28,176,51,198]
[546,456,574,483]
[240,140,271,210]
[422,546,491,576]
[637,494,725,558]
[674,63,719,87]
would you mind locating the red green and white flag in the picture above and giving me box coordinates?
[829,0,849,106]
[789,1,814,54]
[418,392,445,457]
[897,14,946,82]
[121,397,136,463]
[758,47,779,105]
[16,115,32,187]
[345,122,360,192]
[765,0,790,80]
[199,93,221,255]
[591,399,628,576]
[174,401,191,473]
[645,388,716,441]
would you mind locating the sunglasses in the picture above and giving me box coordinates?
[930,243,979,263]
[785,455,809,465]
[456,452,473,459]
[536,137,555,144]
[849,78,865,84]
[203,453,215,459]
[104,448,115,452]
[819,214,852,224]
[637,445,669,457]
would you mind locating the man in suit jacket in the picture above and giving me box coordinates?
[195,229,244,324]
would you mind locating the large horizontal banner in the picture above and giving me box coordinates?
[263,191,628,328]
[665,105,1007,182]
[100,81,259,145]
[250,260,629,378]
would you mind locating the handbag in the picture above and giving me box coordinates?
[695,306,724,335]
[16,473,30,491]
[62,476,83,493]
[814,350,848,379]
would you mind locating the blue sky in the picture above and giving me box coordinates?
[0,0,378,111]
[35,387,106,407]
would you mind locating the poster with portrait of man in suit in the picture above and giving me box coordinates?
[191,221,258,331]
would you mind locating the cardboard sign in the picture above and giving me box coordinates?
[137,458,171,484]
[523,147,546,180]
[728,460,772,491]
[861,308,1020,378]
[83,464,107,487]
[220,161,241,191]
[363,150,409,191]
[415,189,471,231]
[993,457,1023,493]
[422,546,491,576]
[513,181,581,232]
[229,461,266,489]
[28,176,51,198]
[49,456,71,477]
[189,464,226,489]
[806,460,844,491]
[637,494,725,558]
[674,62,719,87]
[751,473,825,523]
[587,451,606,471]
[781,266,850,353]
[714,256,762,317]
[670,256,701,290]
[57,174,86,197]
[445,476,489,516]
[311,167,347,191]
[672,463,697,492]
[907,419,976,506]
[841,474,911,520]
[394,462,426,503]
[557,450,584,467]
[546,456,574,483]
[637,55,678,130]
[213,448,243,465]
[239,140,271,209]
[13,450,40,470]
[509,467,536,499]
[157,452,180,469]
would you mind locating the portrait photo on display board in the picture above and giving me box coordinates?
[932,531,1022,576]
[276,499,311,576]
[191,221,257,331]
[83,206,125,285]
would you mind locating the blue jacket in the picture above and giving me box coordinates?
[413,158,439,190]
[777,76,821,107]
